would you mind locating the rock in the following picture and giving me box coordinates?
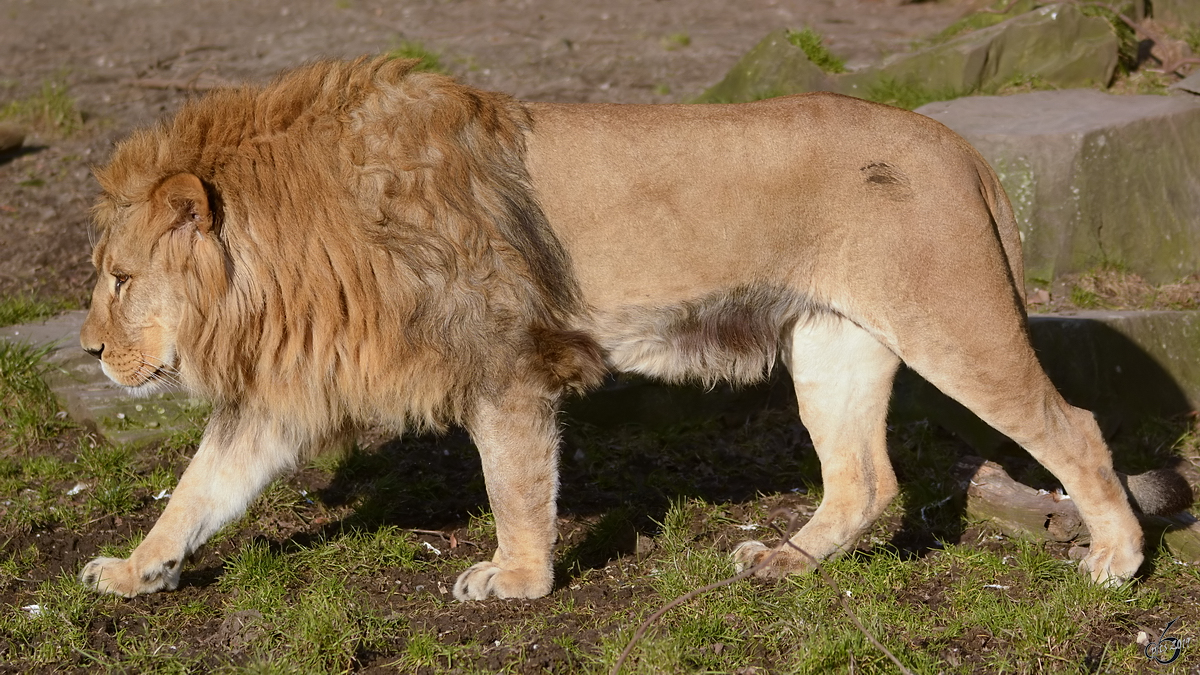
[842,4,1119,98]
[917,90,1200,283]
[0,311,208,447]
[1171,68,1200,95]
[699,5,1120,104]
[694,29,835,103]
[0,123,25,153]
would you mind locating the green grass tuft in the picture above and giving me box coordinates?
[0,75,82,137]
[931,0,1039,45]
[661,32,691,51]
[0,340,70,451]
[864,76,969,110]
[0,294,75,328]
[386,40,446,74]
[786,27,846,73]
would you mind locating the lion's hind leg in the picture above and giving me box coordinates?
[899,314,1144,585]
[734,314,901,577]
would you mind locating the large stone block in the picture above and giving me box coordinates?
[917,90,1200,283]
[699,4,1119,104]
[844,4,1118,97]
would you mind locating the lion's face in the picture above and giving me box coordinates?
[81,173,213,393]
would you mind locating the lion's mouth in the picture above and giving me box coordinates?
[101,354,182,392]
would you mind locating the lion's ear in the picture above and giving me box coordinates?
[155,173,214,237]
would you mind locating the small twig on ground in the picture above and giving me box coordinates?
[609,508,915,675]
[771,521,916,675]
[408,528,477,547]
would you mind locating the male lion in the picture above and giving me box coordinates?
[80,56,1146,600]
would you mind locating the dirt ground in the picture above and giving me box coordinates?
[0,0,973,300]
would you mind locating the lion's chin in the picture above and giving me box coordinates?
[99,359,180,397]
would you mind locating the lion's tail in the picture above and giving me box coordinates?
[1121,468,1195,516]
[975,157,1027,308]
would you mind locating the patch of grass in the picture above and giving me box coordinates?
[1109,69,1173,95]
[217,539,403,671]
[1079,4,1140,76]
[386,39,446,74]
[786,27,846,73]
[661,32,691,51]
[930,0,1039,45]
[1187,27,1200,56]
[0,340,70,451]
[864,76,969,110]
[0,294,75,328]
[1043,266,1200,311]
[986,72,1056,96]
[0,75,83,137]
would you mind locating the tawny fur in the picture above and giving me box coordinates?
[79,56,1149,601]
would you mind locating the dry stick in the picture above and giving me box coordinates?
[773,527,916,675]
[609,509,916,675]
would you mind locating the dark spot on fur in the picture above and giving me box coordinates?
[861,162,912,201]
[165,559,179,569]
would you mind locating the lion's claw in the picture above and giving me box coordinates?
[79,555,180,597]
[452,561,552,601]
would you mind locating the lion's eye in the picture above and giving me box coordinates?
[113,273,130,293]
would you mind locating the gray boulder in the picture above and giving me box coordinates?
[694,29,835,103]
[700,4,1119,104]
[917,90,1200,284]
[842,4,1118,98]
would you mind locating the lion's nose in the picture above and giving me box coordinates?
[83,344,105,360]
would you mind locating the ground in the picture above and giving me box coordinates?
[2,0,1200,672]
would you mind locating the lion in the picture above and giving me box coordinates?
[79,56,1155,600]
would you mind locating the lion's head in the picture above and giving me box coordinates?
[82,172,222,395]
[80,57,602,431]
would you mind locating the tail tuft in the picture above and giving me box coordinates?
[1121,469,1195,516]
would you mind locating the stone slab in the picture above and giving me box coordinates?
[1171,69,1200,95]
[917,90,1200,284]
[0,311,207,447]
[845,4,1118,97]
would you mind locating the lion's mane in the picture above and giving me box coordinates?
[92,57,604,440]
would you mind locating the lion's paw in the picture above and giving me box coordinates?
[1077,543,1143,587]
[79,556,180,597]
[452,561,552,601]
[732,540,818,580]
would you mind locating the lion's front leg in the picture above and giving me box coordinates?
[80,411,300,597]
[454,383,561,601]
